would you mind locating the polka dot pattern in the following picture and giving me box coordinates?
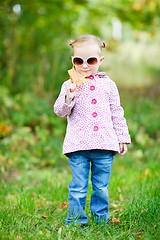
[54,72,131,156]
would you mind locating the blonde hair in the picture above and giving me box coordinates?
[69,34,105,55]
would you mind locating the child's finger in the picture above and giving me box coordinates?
[70,83,76,92]
[124,144,128,154]
[119,143,123,152]
[120,144,127,156]
[67,83,76,93]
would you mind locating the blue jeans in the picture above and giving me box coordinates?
[65,149,114,225]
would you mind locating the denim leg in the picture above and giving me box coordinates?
[65,151,90,225]
[90,150,113,223]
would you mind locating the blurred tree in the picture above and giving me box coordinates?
[0,0,86,95]
[0,0,159,96]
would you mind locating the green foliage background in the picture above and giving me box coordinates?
[0,0,160,94]
[0,0,160,183]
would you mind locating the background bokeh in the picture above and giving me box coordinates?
[0,0,160,181]
[0,1,160,239]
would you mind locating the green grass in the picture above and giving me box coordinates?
[0,153,159,240]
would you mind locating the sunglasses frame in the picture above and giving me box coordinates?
[72,56,100,66]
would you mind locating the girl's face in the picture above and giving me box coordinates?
[73,44,104,76]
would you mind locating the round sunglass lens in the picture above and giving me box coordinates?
[73,57,83,65]
[87,57,98,65]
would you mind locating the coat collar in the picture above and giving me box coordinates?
[95,72,107,77]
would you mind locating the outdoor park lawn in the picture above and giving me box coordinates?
[0,87,160,239]
[0,151,159,239]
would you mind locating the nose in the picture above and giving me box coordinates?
[83,62,88,68]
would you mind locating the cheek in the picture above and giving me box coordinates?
[91,65,99,71]
[74,65,81,72]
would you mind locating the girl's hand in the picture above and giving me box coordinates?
[119,143,128,156]
[65,83,76,105]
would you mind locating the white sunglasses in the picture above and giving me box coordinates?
[72,56,100,66]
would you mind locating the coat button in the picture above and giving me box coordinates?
[90,86,95,91]
[93,126,99,131]
[92,112,97,117]
[91,99,97,104]
[89,75,94,79]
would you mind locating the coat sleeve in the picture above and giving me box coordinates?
[109,81,131,144]
[54,81,75,118]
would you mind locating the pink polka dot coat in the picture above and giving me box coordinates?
[54,72,131,156]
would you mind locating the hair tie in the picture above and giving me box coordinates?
[101,41,106,48]
[69,40,74,47]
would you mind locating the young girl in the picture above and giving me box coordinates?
[54,34,131,226]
